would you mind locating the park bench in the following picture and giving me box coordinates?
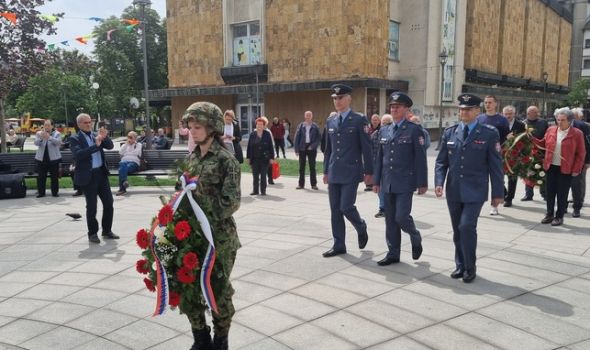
[5,137,27,152]
[0,149,189,178]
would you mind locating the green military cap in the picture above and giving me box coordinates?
[182,101,224,134]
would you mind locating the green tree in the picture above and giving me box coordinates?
[0,0,61,152]
[566,79,590,107]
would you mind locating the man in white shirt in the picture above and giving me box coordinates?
[116,131,142,196]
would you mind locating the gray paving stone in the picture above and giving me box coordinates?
[403,279,498,310]
[105,294,154,318]
[104,319,179,348]
[45,272,109,287]
[0,316,14,328]
[377,288,467,321]
[146,309,191,333]
[0,298,51,318]
[226,322,267,349]
[91,274,145,294]
[232,304,302,336]
[0,282,35,298]
[490,250,590,276]
[273,323,357,350]
[409,324,501,350]
[19,259,85,272]
[569,339,590,350]
[314,271,394,298]
[19,284,82,301]
[291,282,365,308]
[20,326,97,350]
[478,302,590,345]
[0,271,58,283]
[74,337,130,350]
[239,270,307,291]
[27,302,95,324]
[347,299,433,333]
[0,319,56,345]
[445,313,558,349]
[237,337,292,350]
[311,310,398,348]
[366,336,433,350]
[232,280,283,304]
[64,287,127,308]
[66,309,138,336]
[261,293,335,320]
[146,334,193,350]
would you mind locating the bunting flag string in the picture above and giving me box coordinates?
[1,12,17,25]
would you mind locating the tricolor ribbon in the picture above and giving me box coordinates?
[149,218,169,316]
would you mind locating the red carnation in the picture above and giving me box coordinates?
[510,149,519,157]
[136,229,149,249]
[174,220,191,241]
[144,277,155,292]
[136,259,150,274]
[177,267,196,284]
[158,205,174,226]
[522,156,531,164]
[169,291,181,307]
[182,252,199,270]
[515,142,524,150]
[531,148,538,156]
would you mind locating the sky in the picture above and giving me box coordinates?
[38,0,166,56]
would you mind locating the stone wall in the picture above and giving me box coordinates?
[465,0,571,85]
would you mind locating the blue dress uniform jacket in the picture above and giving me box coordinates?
[374,121,428,193]
[435,123,504,202]
[323,111,373,183]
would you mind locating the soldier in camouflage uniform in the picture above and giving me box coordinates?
[181,102,241,350]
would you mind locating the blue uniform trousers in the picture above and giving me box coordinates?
[447,201,484,272]
[328,183,366,250]
[384,192,421,258]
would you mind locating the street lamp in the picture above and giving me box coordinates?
[133,0,152,148]
[542,71,548,118]
[92,82,100,129]
[436,48,448,150]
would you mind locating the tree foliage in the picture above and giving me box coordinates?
[0,0,61,152]
[566,79,590,107]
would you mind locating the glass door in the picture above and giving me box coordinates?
[237,103,263,138]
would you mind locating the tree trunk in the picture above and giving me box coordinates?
[0,97,7,153]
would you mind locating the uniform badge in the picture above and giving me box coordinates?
[495,142,501,153]
[334,87,341,94]
[418,136,424,145]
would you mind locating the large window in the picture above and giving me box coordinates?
[388,21,400,60]
[232,21,261,66]
[584,59,590,70]
[585,39,590,49]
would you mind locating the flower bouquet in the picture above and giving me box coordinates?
[136,172,221,316]
[502,129,545,187]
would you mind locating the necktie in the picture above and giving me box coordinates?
[393,124,399,132]
[338,114,343,127]
[463,125,469,140]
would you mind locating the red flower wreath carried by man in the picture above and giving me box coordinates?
[502,129,546,188]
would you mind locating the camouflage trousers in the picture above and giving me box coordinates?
[185,248,237,336]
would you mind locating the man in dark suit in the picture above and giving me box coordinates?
[570,108,590,217]
[322,84,373,257]
[522,106,548,201]
[372,92,428,265]
[502,105,526,207]
[435,94,504,283]
[294,111,321,190]
[70,113,119,244]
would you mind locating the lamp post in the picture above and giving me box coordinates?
[134,0,152,148]
[542,71,548,118]
[62,83,68,129]
[91,82,100,124]
[436,49,448,150]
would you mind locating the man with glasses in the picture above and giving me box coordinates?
[116,131,142,196]
[70,113,119,244]
[435,94,504,283]
[322,84,373,257]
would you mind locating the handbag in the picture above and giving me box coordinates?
[271,162,280,179]
[139,156,149,171]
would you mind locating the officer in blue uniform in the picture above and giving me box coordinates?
[322,84,373,257]
[373,92,428,265]
[434,94,504,283]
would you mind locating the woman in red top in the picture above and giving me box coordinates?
[535,108,586,226]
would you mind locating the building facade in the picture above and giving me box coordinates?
[153,0,572,138]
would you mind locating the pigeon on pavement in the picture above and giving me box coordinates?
[66,213,82,220]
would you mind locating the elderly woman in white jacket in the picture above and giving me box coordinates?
[116,131,143,196]
[34,119,62,198]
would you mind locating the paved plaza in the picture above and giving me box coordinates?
[0,148,590,349]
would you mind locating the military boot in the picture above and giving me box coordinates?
[190,326,212,350]
[213,335,228,350]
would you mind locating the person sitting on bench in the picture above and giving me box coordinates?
[116,131,142,196]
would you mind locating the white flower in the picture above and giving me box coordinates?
[534,164,541,169]
[154,225,169,244]
[537,180,543,184]
[539,171,545,177]
[152,262,157,270]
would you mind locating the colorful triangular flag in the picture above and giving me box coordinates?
[107,29,117,41]
[39,14,58,23]
[89,17,104,22]
[75,36,88,45]
[0,12,17,25]
[122,18,140,25]
[60,41,70,46]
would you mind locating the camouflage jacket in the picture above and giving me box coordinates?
[188,140,241,251]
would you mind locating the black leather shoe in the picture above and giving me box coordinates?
[36,194,45,198]
[450,269,464,279]
[102,232,120,239]
[311,186,319,190]
[88,235,100,244]
[462,269,476,283]
[520,196,533,201]
[573,209,581,218]
[358,221,368,249]
[52,193,59,197]
[250,192,259,196]
[412,243,423,260]
[190,326,211,350]
[503,200,512,207]
[541,214,554,224]
[72,191,83,197]
[322,248,346,258]
[377,256,400,266]
[551,218,563,226]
